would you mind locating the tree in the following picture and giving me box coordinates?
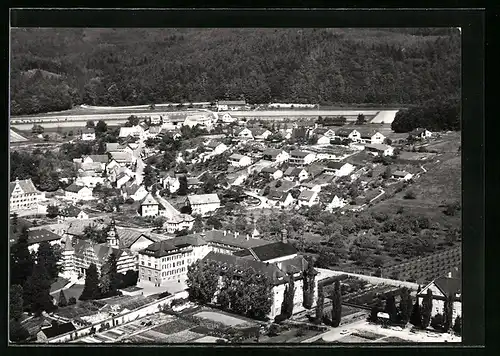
[382,166,392,179]
[86,120,95,128]
[186,260,220,305]
[421,289,433,329]
[384,295,398,323]
[369,299,382,322]
[399,287,413,323]
[331,280,342,327]
[11,213,19,233]
[58,290,68,307]
[202,174,218,194]
[9,320,30,342]
[143,164,156,189]
[404,190,416,199]
[125,115,140,127]
[281,274,295,318]
[32,124,44,134]
[10,285,24,321]
[192,214,204,233]
[315,284,324,323]
[95,120,108,136]
[409,298,422,328]
[452,316,461,335]
[23,263,55,315]
[153,216,166,229]
[80,263,101,300]
[68,297,77,305]
[37,241,62,281]
[177,175,188,196]
[302,258,316,309]
[355,113,366,125]
[430,313,444,330]
[443,294,454,332]
[10,227,34,287]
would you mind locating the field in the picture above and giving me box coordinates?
[193,311,249,327]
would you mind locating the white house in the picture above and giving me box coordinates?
[409,128,432,140]
[289,150,316,166]
[185,194,221,217]
[122,182,149,201]
[328,162,356,177]
[392,171,413,181]
[296,189,319,208]
[262,149,290,164]
[57,205,89,223]
[9,178,45,213]
[216,100,247,111]
[139,193,160,217]
[325,195,347,212]
[64,184,93,202]
[219,113,236,123]
[335,128,361,142]
[313,127,336,137]
[81,128,96,141]
[82,155,108,171]
[150,115,163,125]
[316,135,332,145]
[235,128,254,140]
[364,143,394,156]
[75,175,105,189]
[267,191,296,209]
[162,175,180,193]
[283,167,309,182]
[156,195,195,233]
[205,141,228,155]
[119,125,145,139]
[260,167,283,180]
[183,114,214,129]
[116,172,133,189]
[228,154,252,168]
[250,128,272,141]
[417,267,462,321]
[359,130,386,144]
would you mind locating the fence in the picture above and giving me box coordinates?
[46,290,188,343]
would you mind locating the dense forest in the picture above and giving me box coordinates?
[10,28,460,115]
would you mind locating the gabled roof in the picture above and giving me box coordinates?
[433,275,461,299]
[261,167,280,174]
[65,183,87,193]
[40,322,76,339]
[82,128,95,134]
[115,227,154,249]
[110,151,134,163]
[365,143,391,151]
[250,127,270,137]
[269,179,297,192]
[80,162,103,172]
[187,177,201,186]
[328,161,350,170]
[249,241,297,261]
[314,127,335,135]
[141,235,207,258]
[236,127,252,135]
[84,155,109,164]
[106,143,127,152]
[229,153,249,161]
[206,140,224,149]
[218,100,246,105]
[122,181,140,195]
[262,148,286,158]
[336,128,358,137]
[357,128,382,139]
[298,189,317,201]
[290,150,312,158]
[20,229,62,245]
[306,164,326,178]
[201,230,271,249]
[187,194,220,205]
[284,167,306,177]
[10,178,39,196]
[140,193,159,206]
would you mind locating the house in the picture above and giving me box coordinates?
[9,178,44,213]
[306,164,326,180]
[335,128,361,142]
[358,129,386,144]
[409,128,432,140]
[187,177,202,190]
[110,151,135,166]
[219,113,236,123]
[205,141,228,155]
[138,193,160,217]
[216,100,247,111]
[10,228,63,254]
[64,184,93,202]
[327,162,356,177]
[80,128,96,141]
[284,167,309,182]
[289,150,316,166]
[57,205,89,223]
[392,171,413,181]
[146,125,163,138]
[185,194,221,217]
[106,143,128,153]
[325,195,347,212]
[260,167,283,180]
[235,127,254,140]
[250,128,272,141]
[364,143,394,156]
[228,153,252,168]
[82,155,109,170]
[316,135,332,145]
[183,114,214,129]
[78,162,103,176]
[202,232,319,319]
[161,175,180,193]
[297,189,319,208]
[37,322,76,342]
[267,191,296,209]
[417,266,462,321]
[156,195,195,233]
[116,171,133,189]
[121,182,148,201]
[313,127,336,137]
[119,125,145,139]
[262,149,290,164]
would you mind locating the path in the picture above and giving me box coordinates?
[316,268,420,290]
[244,191,270,209]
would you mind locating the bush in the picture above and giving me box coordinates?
[274,314,288,324]
[430,314,445,330]
[404,190,416,199]
[158,291,172,299]
[68,297,77,305]
[295,328,306,337]
[268,324,280,336]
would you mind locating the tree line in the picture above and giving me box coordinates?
[11,28,460,115]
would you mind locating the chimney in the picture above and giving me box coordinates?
[223,230,227,236]
[281,229,288,244]
[246,234,249,241]
[448,271,452,278]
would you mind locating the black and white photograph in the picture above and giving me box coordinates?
[9,13,467,345]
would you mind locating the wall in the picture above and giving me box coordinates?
[47,291,188,343]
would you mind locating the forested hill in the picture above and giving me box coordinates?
[10,28,460,116]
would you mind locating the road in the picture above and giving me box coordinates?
[316,268,420,290]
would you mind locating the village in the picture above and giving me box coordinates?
[10,100,462,344]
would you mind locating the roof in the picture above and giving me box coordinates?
[20,229,62,245]
[186,178,201,185]
[40,322,76,339]
[218,100,246,105]
[206,140,224,149]
[65,183,87,193]
[357,129,381,139]
[365,143,391,151]
[148,126,162,134]
[115,227,155,249]
[59,205,82,218]
[106,143,127,152]
[80,162,103,172]
[10,178,39,197]
[82,128,95,134]
[110,151,134,163]
[247,241,297,262]
[187,194,220,205]
[328,161,349,170]
[410,128,429,135]
[229,153,249,161]
[201,230,272,250]
[140,193,159,206]
[250,127,269,137]
[314,127,335,135]
[433,275,461,298]
[85,155,109,163]
[392,170,411,177]
[122,181,141,195]
[284,167,306,177]
[141,235,207,258]
[268,179,297,192]
[74,240,122,264]
[236,127,252,135]
[290,150,312,158]
[336,128,357,136]
[306,164,325,177]
[155,195,194,223]
[66,219,110,236]
[261,167,279,174]
[298,189,317,201]
[262,148,286,158]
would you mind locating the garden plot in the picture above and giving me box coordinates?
[193,311,248,327]
[157,329,205,343]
